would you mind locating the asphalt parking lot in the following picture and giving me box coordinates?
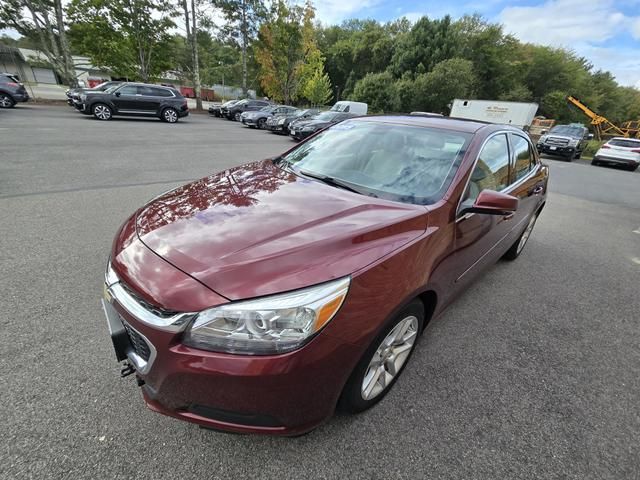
[1,104,639,479]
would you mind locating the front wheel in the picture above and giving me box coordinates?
[234,112,241,121]
[161,107,179,123]
[339,299,424,413]
[0,94,16,108]
[92,103,112,120]
[503,212,538,261]
[257,118,266,129]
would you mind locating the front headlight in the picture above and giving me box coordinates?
[278,117,286,125]
[539,135,547,143]
[80,93,87,101]
[183,277,350,355]
[568,139,579,147]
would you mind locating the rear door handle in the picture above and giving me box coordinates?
[531,185,544,195]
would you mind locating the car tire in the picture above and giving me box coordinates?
[161,107,179,123]
[257,118,266,129]
[339,299,425,413]
[566,151,575,162]
[92,103,113,120]
[628,164,638,172]
[0,93,16,108]
[591,159,600,166]
[503,212,539,261]
[234,112,241,121]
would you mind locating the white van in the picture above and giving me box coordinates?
[330,101,368,115]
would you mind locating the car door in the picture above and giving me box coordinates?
[451,132,516,287]
[112,85,140,112]
[507,133,546,231]
[136,86,166,114]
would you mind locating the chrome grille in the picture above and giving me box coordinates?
[546,137,569,146]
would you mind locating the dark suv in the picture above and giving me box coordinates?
[78,83,189,123]
[0,73,29,108]
[225,99,271,121]
[536,124,592,161]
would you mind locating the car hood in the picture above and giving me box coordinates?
[136,160,428,300]
[545,134,579,141]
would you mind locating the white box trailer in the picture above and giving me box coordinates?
[450,99,539,129]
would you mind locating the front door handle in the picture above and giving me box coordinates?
[531,185,544,195]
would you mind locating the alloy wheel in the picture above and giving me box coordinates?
[0,95,14,108]
[361,315,418,401]
[93,104,111,120]
[235,112,241,121]
[516,214,537,254]
[164,108,178,123]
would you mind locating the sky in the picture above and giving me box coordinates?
[313,0,640,88]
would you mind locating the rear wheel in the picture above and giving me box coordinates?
[0,93,15,108]
[339,299,424,413]
[161,107,179,123]
[92,103,112,120]
[503,212,538,261]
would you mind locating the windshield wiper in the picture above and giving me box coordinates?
[298,169,370,196]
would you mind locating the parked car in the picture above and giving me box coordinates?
[66,81,123,107]
[266,108,320,134]
[330,100,368,115]
[592,137,640,171]
[209,100,237,117]
[225,99,271,121]
[78,83,189,123]
[102,115,548,435]
[536,124,592,161]
[0,73,29,108]
[241,105,298,129]
[289,111,356,140]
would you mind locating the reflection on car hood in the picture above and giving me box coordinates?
[295,119,331,129]
[136,160,427,300]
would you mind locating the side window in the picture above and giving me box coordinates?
[511,134,533,181]
[118,85,139,95]
[148,87,172,97]
[464,134,510,203]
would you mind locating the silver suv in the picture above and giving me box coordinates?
[536,124,592,161]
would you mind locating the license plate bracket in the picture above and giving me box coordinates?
[101,297,131,362]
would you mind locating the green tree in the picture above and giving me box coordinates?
[303,69,332,106]
[68,0,176,81]
[213,0,266,95]
[1,0,77,86]
[352,71,397,113]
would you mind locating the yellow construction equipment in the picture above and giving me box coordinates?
[566,96,628,140]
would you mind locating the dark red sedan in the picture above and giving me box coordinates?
[102,116,548,435]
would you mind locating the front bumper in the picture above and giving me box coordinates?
[103,260,362,435]
[537,144,576,156]
[594,155,639,167]
[290,129,314,140]
[13,92,29,102]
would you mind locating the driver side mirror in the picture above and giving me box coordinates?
[462,190,519,216]
[115,92,121,97]
[587,133,594,140]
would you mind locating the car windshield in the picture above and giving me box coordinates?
[549,126,584,138]
[280,120,472,205]
[314,111,339,121]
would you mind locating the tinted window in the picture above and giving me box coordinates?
[511,134,533,181]
[118,85,138,95]
[145,87,173,97]
[465,134,510,202]
[280,121,472,205]
[608,138,640,148]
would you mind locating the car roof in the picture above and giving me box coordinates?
[609,137,640,142]
[350,115,499,134]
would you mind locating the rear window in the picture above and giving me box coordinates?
[608,139,640,148]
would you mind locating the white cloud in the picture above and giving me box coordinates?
[498,0,640,87]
